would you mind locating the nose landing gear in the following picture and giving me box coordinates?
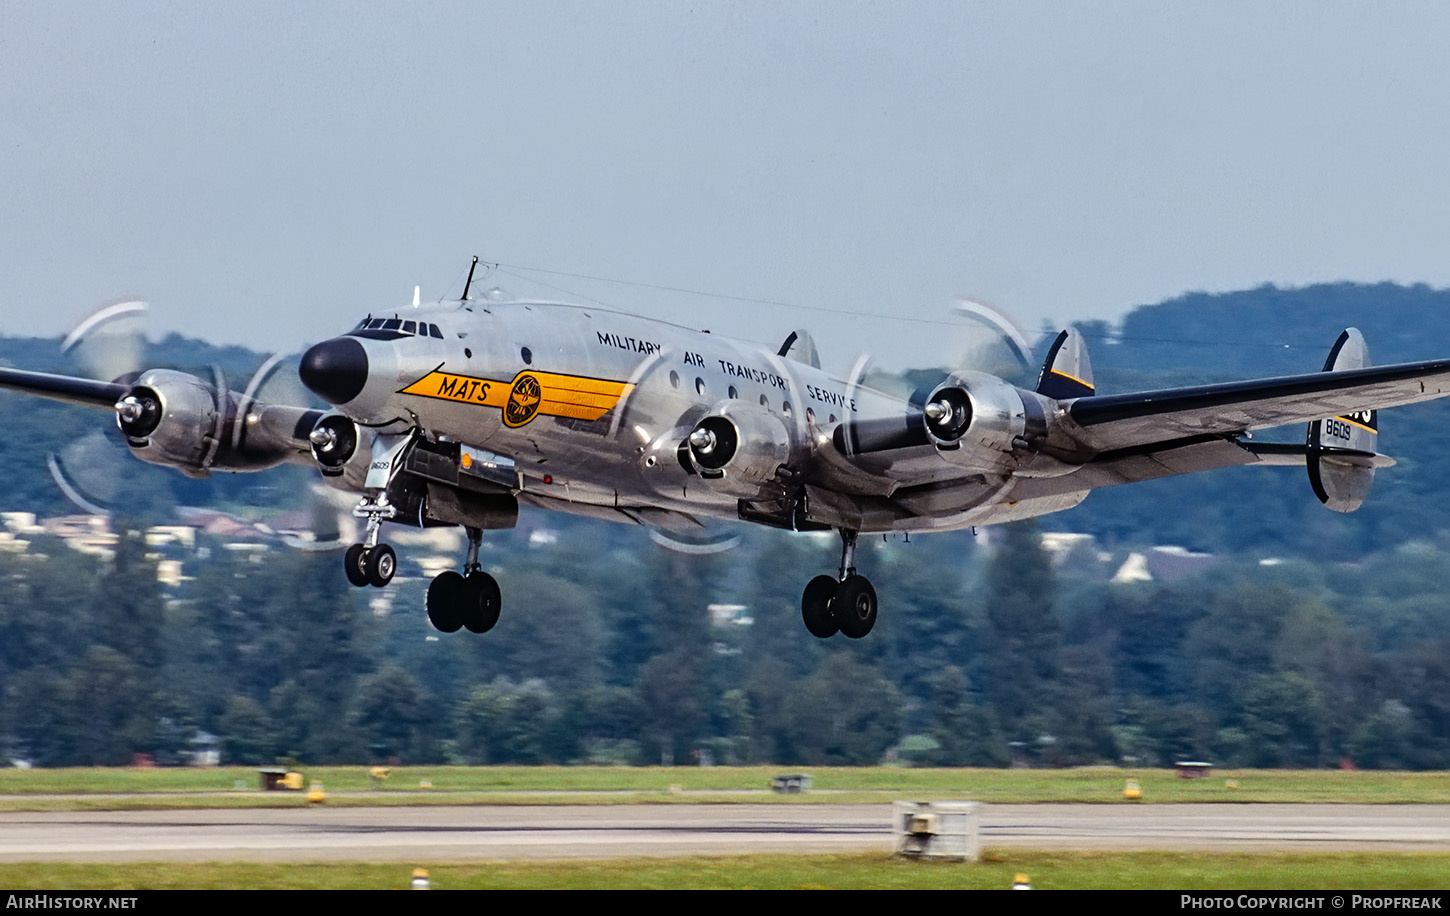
[800,529,878,639]
[344,493,397,588]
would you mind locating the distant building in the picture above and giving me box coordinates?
[1112,545,1218,583]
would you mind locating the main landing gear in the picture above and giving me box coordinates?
[425,526,501,634]
[343,497,502,635]
[801,529,878,639]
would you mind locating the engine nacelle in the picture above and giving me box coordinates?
[684,402,796,498]
[921,371,1046,471]
[306,410,382,492]
[114,369,315,478]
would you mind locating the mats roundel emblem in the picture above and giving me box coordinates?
[504,373,542,427]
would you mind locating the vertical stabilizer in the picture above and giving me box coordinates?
[1035,327,1095,399]
[778,330,822,369]
[1307,328,1377,512]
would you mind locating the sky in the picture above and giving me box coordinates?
[4,1,1450,374]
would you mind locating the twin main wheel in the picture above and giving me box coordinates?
[801,573,877,639]
[345,546,501,635]
[427,570,501,634]
[344,543,396,588]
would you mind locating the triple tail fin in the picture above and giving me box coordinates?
[1307,328,1378,513]
[1035,327,1095,400]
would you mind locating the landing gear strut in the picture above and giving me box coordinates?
[337,432,504,635]
[426,526,502,634]
[800,529,878,639]
[344,492,397,588]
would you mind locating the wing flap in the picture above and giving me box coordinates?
[1009,435,1264,500]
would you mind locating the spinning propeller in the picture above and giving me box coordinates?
[836,296,1038,459]
[47,300,350,547]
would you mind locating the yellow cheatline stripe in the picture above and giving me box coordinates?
[545,392,624,410]
[398,369,506,407]
[546,403,610,421]
[1049,367,1095,390]
[1335,414,1377,434]
[529,371,631,421]
[399,367,632,423]
[528,371,629,395]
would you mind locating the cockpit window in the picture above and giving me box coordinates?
[347,315,443,341]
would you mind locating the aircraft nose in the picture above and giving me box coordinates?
[299,337,370,405]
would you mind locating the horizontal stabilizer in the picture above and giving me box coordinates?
[1242,440,1395,469]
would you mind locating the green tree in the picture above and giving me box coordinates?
[981,520,1061,735]
[925,666,1008,767]
[790,655,902,765]
[95,529,165,756]
[353,664,439,763]
[452,678,565,764]
[454,683,513,764]
[636,649,708,764]
[1241,672,1325,767]
[1351,700,1415,770]
[217,695,277,765]
[744,656,801,764]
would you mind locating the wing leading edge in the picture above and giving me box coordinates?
[0,366,128,408]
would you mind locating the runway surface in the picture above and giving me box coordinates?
[4,804,1450,862]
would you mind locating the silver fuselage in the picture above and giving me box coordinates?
[324,300,1082,533]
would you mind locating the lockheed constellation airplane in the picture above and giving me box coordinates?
[4,261,1450,640]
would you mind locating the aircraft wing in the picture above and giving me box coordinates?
[0,366,129,407]
[0,363,323,476]
[976,357,1450,505]
[1059,359,1450,453]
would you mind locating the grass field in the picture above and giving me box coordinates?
[1,765,1449,811]
[3,851,1449,890]
[3,767,1448,889]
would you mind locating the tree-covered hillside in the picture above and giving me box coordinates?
[0,332,314,520]
[1055,283,1450,555]
[4,282,1448,554]
[3,282,1450,769]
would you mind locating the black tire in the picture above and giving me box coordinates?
[834,574,877,639]
[461,571,501,634]
[365,543,396,587]
[343,543,369,588]
[801,574,839,638]
[426,571,465,633]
